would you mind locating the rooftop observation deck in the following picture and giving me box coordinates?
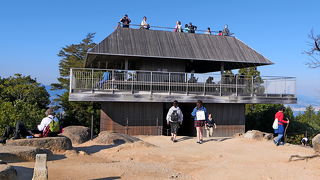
[69,68,297,104]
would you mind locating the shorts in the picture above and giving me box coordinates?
[194,120,205,127]
[170,122,180,134]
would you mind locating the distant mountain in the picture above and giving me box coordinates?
[287,94,320,116]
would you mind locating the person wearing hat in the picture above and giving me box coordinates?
[120,14,131,28]
[36,108,59,134]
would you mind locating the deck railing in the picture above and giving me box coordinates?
[70,68,296,98]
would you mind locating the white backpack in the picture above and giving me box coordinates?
[272,118,278,129]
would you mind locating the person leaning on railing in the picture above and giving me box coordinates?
[174,21,183,32]
[120,14,131,28]
[140,16,150,30]
[188,22,197,33]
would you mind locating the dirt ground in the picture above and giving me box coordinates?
[9,136,320,180]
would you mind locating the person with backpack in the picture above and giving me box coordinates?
[166,100,183,142]
[35,108,60,137]
[273,107,289,146]
[191,100,208,144]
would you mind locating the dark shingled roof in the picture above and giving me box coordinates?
[86,28,273,66]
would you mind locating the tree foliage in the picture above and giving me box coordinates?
[51,33,100,134]
[0,74,50,134]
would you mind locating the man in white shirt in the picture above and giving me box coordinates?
[36,108,59,133]
[140,16,150,29]
[166,100,183,142]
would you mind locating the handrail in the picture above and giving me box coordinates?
[117,22,233,35]
[70,67,296,79]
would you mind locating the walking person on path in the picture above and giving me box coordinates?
[191,100,208,144]
[273,107,289,146]
[166,100,183,142]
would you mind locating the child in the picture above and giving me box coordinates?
[205,114,217,137]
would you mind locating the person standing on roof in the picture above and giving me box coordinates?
[166,100,183,142]
[205,27,211,35]
[222,24,230,36]
[273,107,289,146]
[217,31,223,36]
[188,22,197,33]
[191,100,208,144]
[174,21,183,32]
[140,16,150,29]
[184,24,190,33]
[120,14,131,28]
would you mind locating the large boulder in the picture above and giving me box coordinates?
[0,146,50,162]
[312,134,320,153]
[243,130,264,140]
[61,126,90,144]
[6,136,72,152]
[0,164,17,180]
[95,131,140,145]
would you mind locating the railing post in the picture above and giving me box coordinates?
[186,73,188,95]
[150,72,153,94]
[91,69,94,93]
[69,68,73,94]
[203,82,206,96]
[219,76,222,96]
[112,70,115,94]
[168,72,171,95]
[235,75,238,96]
[251,76,254,97]
[131,72,134,94]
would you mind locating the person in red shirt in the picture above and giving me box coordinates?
[274,107,289,146]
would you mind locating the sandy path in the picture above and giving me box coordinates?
[9,136,320,180]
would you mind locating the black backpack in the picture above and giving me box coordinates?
[171,110,179,122]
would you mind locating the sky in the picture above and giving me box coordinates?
[0,0,320,100]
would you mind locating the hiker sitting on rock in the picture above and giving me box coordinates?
[0,108,60,143]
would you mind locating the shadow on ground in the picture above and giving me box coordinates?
[177,136,194,142]
[13,166,33,180]
[203,137,231,143]
[75,144,118,154]
[90,176,121,180]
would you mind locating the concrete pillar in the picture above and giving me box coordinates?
[32,154,48,180]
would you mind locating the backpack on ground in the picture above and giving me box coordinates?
[171,110,179,122]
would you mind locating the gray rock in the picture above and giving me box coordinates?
[312,134,320,153]
[0,146,50,162]
[61,126,90,145]
[6,136,72,152]
[0,164,17,180]
[95,131,140,145]
[243,130,264,140]
[263,133,274,140]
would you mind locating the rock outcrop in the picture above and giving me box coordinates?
[312,134,320,153]
[61,126,91,144]
[6,136,72,152]
[242,130,273,141]
[0,146,50,162]
[95,131,140,145]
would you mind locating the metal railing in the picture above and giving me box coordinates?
[116,23,233,36]
[70,68,296,98]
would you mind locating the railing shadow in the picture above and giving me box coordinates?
[74,144,118,154]
[202,137,231,143]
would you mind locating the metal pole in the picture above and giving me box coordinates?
[131,72,134,94]
[251,76,254,97]
[150,72,153,94]
[168,72,171,95]
[112,70,115,94]
[156,117,159,136]
[235,75,238,96]
[69,68,73,94]
[219,76,222,96]
[203,82,206,96]
[91,69,94,93]
[91,114,93,140]
[126,117,129,135]
[186,73,188,95]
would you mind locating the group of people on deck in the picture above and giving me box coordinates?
[166,100,216,144]
[119,14,231,36]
